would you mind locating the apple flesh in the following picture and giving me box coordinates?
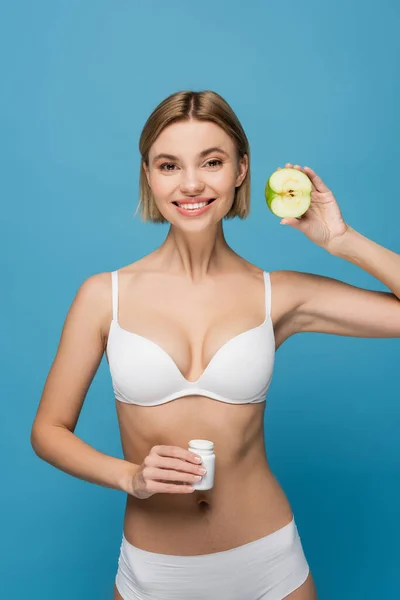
[265,168,312,218]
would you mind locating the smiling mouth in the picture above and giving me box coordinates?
[172,199,216,207]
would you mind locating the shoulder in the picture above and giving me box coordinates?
[269,269,304,297]
[268,269,308,325]
[80,260,146,327]
[75,271,112,301]
[239,260,302,321]
[70,271,115,345]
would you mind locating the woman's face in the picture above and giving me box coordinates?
[143,120,248,226]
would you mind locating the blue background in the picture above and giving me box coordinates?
[1,1,399,598]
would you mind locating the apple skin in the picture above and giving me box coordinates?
[265,167,312,218]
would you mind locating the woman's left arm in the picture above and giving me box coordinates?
[280,163,400,338]
[327,226,400,301]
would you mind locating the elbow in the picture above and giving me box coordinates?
[30,423,44,457]
[30,421,72,458]
[30,422,54,458]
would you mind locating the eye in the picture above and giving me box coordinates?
[159,162,177,171]
[158,159,223,172]
[205,159,222,168]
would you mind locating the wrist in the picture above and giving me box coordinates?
[326,224,356,256]
[119,460,140,494]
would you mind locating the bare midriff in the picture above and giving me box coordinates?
[116,394,294,556]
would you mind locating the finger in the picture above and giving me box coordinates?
[155,445,201,465]
[149,480,195,494]
[159,467,200,483]
[285,163,303,172]
[303,166,329,193]
[160,456,201,474]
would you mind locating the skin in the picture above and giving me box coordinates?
[33,116,400,599]
[111,119,318,598]
[31,117,317,599]
[141,119,249,282]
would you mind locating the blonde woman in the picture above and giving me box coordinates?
[31,90,400,599]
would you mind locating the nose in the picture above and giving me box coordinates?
[179,166,205,195]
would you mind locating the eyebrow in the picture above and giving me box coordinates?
[152,146,229,163]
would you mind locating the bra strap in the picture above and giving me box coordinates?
[264,271,272,319]
[111,270,119,322]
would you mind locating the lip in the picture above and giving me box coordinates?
[173,197,214,205]
[173,198,216,217]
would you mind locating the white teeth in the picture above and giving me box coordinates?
[178,202,208,210]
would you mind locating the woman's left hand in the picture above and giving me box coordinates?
[279,163,350,251]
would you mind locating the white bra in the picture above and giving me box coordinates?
[106,270,275,406]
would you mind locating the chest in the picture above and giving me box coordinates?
[109,273,269,383]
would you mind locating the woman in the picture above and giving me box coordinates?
[31,90,400,599]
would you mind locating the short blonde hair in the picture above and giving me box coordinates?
[135,90,251,223]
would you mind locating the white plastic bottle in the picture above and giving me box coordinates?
[188,439,215,491]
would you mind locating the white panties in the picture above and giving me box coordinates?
[115,514,310,599]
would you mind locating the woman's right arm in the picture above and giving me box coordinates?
[30,272,139,494]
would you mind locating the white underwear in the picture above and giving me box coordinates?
[115,514,310,599]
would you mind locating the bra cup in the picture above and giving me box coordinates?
[107,317,275,406]
[197,322,275,402]
[107,322,185,403]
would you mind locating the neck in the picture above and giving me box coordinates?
[154,222,236,283]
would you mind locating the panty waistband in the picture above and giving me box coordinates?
[119,514,297,566]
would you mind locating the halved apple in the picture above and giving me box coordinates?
[265,168,312,218]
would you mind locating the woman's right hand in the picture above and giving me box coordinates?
[129,445,206,499]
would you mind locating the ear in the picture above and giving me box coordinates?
[235,153,248,188]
